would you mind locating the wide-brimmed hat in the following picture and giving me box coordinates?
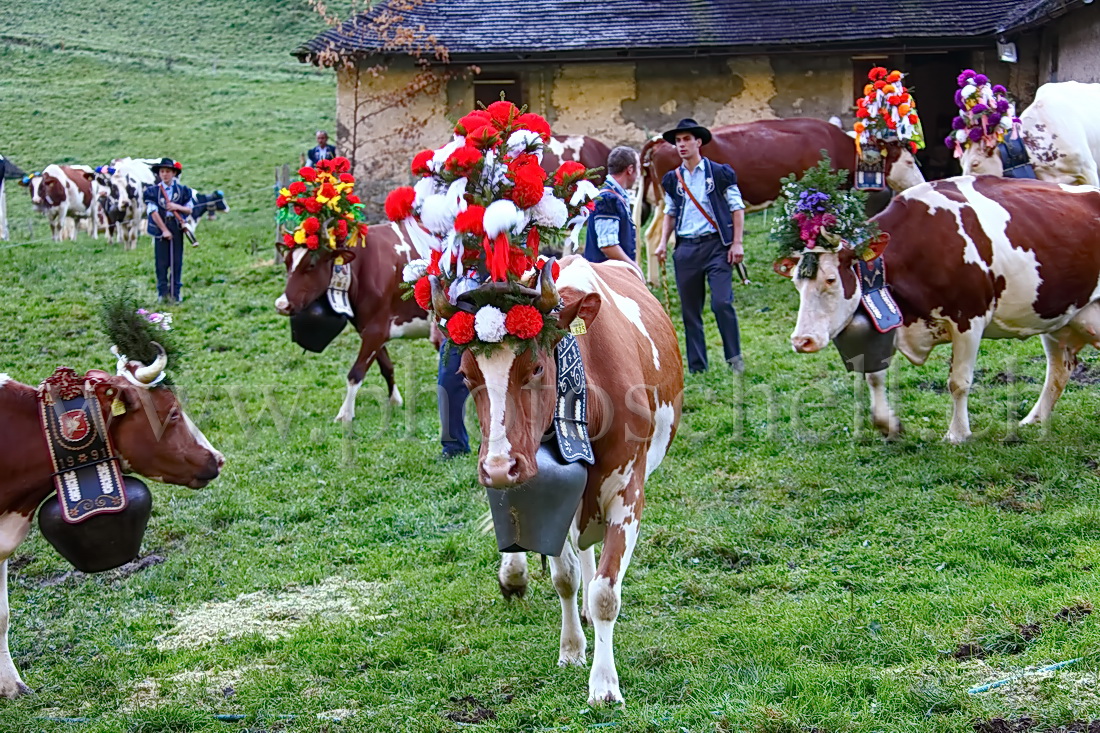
[662,118,712,146]
[150,158,182,174]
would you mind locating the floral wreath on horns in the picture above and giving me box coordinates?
[275,156,369,254]
[854,67,925,158]
[945,69,1021,157]
[387,100,602,353]
[770,157,882,279]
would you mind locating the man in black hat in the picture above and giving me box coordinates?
[143,158,193,303]
[654,118,746,374]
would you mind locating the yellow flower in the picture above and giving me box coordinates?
[293,228,306,244]
[279,187,291,197]
[335,182,353,194]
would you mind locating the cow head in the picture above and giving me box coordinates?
[274,246,357,316]
[449,265,601,488]
[776,235,890,354]
[85,345,224,488]
[878,142,925,192]
[959,144,1004,177]
[24,172,64,207]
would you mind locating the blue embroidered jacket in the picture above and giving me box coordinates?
[660,158,739,246]
[143,182,193,237]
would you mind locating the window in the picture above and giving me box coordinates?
[473,75,523,109]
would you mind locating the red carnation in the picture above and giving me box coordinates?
[487,101,519,128]
[299,166,318,182]
[466,125,500,151]
[333,156,351,173]
[509,247,530,278]
[303,217,321,234]
[455,111,492,136]
[454,205,486,237]
[319,182,338,200]
[385,186,417,221]
[316,159,333,172]
[427,249,442,277]
[358,222,369,238]
[534,258,561,281]
[873,80,886,90]
[288,181,307,195]
[908,113,919,124]
[306,235,319,250]
[554,161,586,186]
[444,145,484,178]
[512,174,545,209]
[446,310,476,344]
[869,67,888,80]
[411,149,435,177]
[335,219,348,237]
[339,173,355,183]
[413,276,433,310]
[855,108,870,119]
[282,233,296,248]
[515,113,552,142]
[301,197,323,214]
[347,194,361,204]
[505,304,544,340]
[276,194,288,207]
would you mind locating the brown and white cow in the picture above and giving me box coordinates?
[961,82,1100,186]
[780,176,1100,443]
[0,350,224,697]
[449,257,683,705]
[274,221,430,422]
[542,135,611,187]
[637,118,925,256]
[23,164,99,241]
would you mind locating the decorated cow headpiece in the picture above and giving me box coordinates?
[387,101,601,352]
[99,292,181,387]
[945,70,1021,157]
[771,157,885,279]
[275,156,369,255]
[854,67,925,159]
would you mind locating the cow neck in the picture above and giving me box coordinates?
[0,380,59,516]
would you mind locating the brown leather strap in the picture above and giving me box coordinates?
[674,168,721,232]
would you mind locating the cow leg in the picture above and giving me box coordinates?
[945,329,984,443]
[375,346,403,407]
[548,540,586,668]
[1021,333,1074,426]
[335,330,386,422]
[865,368,900,437]
[498,552,528,599]
[568,524,597,625]
[0,560,30,698]
[587,469,643,706]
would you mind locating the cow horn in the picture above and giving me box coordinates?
[429,276,458,319]
[534,258,560,313]
[131,342,168,386]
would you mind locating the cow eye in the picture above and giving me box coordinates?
[531,364,544,380]
[825,276,838,286]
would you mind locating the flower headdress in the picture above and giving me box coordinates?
[945,70,1021,157]
[276,157,369,253]
[387,101,601,352]
[771,157,881,278]
[854,67,925,157]
[99,291,183,385]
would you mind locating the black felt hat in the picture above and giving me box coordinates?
[662,118,712,146]
[150,158,182,174]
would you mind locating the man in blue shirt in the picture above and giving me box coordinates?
[143,158,193,303]
[306,130,336,166]
[584,146,640,268]
[654,118,746,374]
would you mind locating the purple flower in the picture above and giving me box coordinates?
[996,99,1011,113]
[136,308,148,316]
[987,112,1002,127]
[968,127,984,142]
[944,135,956,148]
[796,189,830,213]
[951,116,967,130]
[971,103,988,114]
[975,74,989,86]
[954,90,965,108]
[958,70,977,87]
[992,84,1007,95]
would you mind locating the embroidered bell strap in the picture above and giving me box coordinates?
[37,367,128,524]
[854,151,886,190]
[857,258,902,333]
[554,334,595,465]
[327,260,353,317]
[998,137,1037,179]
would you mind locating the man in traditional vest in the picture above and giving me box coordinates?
[654,118,746,374]
[143,158,193,303]
[306,130,337,166]
[584,146,640,268]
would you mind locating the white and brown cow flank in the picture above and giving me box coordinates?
[785,175,1100,442]
[25,164,98,241]
[274,220,429,421]
[462,256,683,705]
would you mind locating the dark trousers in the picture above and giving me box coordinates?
[154,223,184,301]
[438,341,470,454]
[672,234,741,373]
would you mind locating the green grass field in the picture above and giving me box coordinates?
[3,3,1100,732]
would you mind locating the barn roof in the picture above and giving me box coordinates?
[295,0,1070,65]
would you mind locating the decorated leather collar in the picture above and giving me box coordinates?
[37,367,129,524]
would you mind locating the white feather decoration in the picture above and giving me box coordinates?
[571,180,600,207]
[483,200,523,238]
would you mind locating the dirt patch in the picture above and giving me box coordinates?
[953,642,987,660]
[154,576,384,650]
[991,372,1038,385]
[1071,363,1100,385]
[1053,603,1093,625]
[442,695,501,724]
[38,553,166,588]
[974,720,1100,733]
[7,554,35,572]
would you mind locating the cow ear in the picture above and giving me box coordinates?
[333,248,356,264]
[773,257,798,278]
[89,378,136,422]
[863,232,890,261]
[555,291,602,332]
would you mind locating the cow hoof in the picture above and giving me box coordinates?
[498,580,527,600]
[944,431,971,444]
[334,412,353,424]
[389,388,404,408]
[0,680,33,699]
[587,689,624,707]
[558,652,586,668]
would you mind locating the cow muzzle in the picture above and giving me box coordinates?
[481,453,520,488]
[274,294,291,316]
[792,335,824,353]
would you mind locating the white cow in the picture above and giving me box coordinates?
[961,81,1100,186]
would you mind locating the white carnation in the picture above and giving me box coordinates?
[531,191,568,228]
[506,130,542,155]
[571,180,600,206]
[474,306,507,343]
[483,200,524,238]
[402,258,427,283]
